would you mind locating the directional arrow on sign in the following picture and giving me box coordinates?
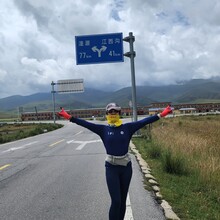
[91,46,107,57]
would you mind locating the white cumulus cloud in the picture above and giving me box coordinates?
[0,0,220,98]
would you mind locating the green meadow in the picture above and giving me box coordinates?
[133,115,220,220]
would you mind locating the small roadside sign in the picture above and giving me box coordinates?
[57,79,84,94]
[75,33,124,65]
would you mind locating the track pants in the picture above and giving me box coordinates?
[105,162,132,220]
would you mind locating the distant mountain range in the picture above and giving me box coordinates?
[1,78,220,113]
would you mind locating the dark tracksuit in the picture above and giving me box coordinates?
[70,115,160,220]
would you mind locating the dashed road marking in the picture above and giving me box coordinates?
[0,164,11,171]
[49,139,65,147]
[74,131,83,136]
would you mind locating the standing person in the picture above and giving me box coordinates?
[58,103,172,220]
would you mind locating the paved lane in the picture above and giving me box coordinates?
[0,120,165,220]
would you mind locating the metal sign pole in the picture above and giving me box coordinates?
[51,81,56,124]
[123,32,137,122]
[50,79,84,123]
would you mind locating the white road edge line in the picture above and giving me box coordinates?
[125,193,134,219]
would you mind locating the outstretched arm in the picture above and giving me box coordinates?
[127,105,173,134]
[57,107,104,136]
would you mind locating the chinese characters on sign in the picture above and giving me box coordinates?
[75,33,124,65]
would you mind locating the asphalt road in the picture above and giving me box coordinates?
[0,120,165,220]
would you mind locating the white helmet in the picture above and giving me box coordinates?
[106,103,121,113]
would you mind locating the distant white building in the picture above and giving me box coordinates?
[179,107,196,114]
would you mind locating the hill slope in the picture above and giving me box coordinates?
[1,78,220,112]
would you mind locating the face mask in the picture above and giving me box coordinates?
[106,114,122,127]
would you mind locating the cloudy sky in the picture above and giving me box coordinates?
[1,0,220,99]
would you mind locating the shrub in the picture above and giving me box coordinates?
[148,142,161,159]
[178,120,183,126]
[142,124,152,140]
[15,130,25,139]
[162,149,189,176]
[0,123,63,143]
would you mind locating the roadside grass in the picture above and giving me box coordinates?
[132,115,220,220]
[0,111,18,120]
[0,123,63,144]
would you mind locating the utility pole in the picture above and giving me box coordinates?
[35,106,39,121]
[51,81,56,124]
